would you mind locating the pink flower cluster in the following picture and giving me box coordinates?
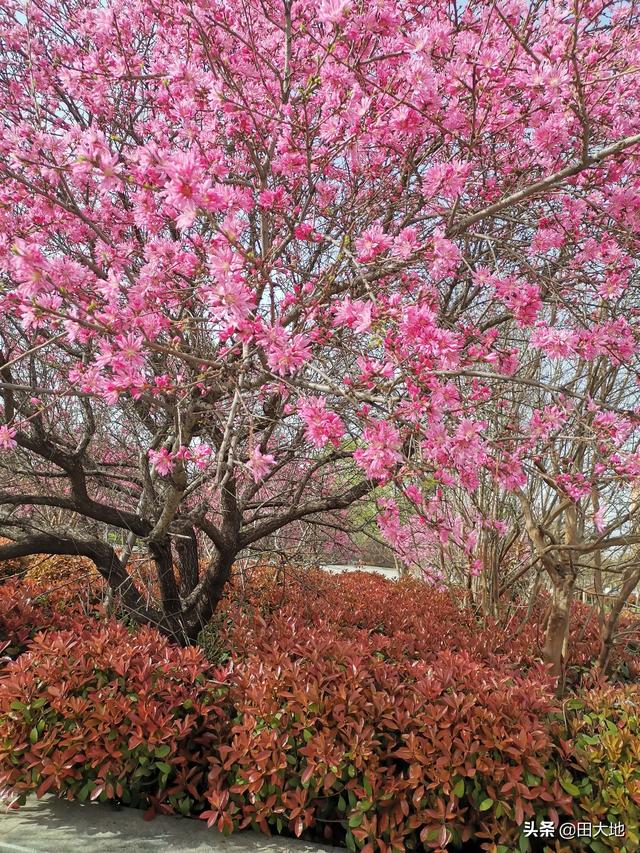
[354,420,402,482]
[0,425,17,451]
[148,444,213,475]
[298,397,345,448]
[248,446,276,483]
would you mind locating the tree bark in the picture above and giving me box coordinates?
[175,526,200,596]
[542,572,576,685]
[597,564,640,674]
[148,538,181,617]
[183,552,234,642]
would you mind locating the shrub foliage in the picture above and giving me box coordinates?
[0,564,639,851]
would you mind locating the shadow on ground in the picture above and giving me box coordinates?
[0,796,336,852]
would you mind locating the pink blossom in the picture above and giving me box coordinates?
[191,444,213,470]
[355,223,392,262]
[430,234,461,280]
[298,397,344,448]
[208,278,255,325]
[0,425,17,450]
[208,247,244,284]
[557,472,592,502]
[492,276,541,327]
[333,297,373,333]
[163,150,210,230]
[294,223,315,240]
[470,559,483,577]
[258,325,311,376]
[319,0,352,24]
[354,420,402,482]
[391,227,418,260]
[248,446,276,482]
[530,326,579,358]
[257,187,284,210]
[148,447,175,476]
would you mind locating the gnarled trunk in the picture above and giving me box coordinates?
[175,526,200,596]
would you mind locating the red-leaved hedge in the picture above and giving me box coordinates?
[0,619,229,816]
[203,616,572,850]
[1,565,639,852]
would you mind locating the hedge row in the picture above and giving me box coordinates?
[0,568,639,851]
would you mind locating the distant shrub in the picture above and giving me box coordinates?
[0,538,30,579]
[25,553,104,591]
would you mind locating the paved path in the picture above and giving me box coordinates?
[320,564,401,580]
[0,797,336,852]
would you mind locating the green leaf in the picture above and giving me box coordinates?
[348,814,363,828]
[479,798,493,811]
[519,834,531,853]
[453,779,465,798]
[156,762,172,775]
[154,745,171,758]
[559,778,580,796]
[29,727,38,744]
[579,734,600,746]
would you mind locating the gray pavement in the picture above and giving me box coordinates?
[0,796,337,852]
[320,564,401,579]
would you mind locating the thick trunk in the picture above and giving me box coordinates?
[182,553,234,641]
[542,574,575,684]
[148,538,181,616]
[175,526,200,596]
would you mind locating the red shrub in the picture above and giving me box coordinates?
[1,567,638,852]
[0,619,229,815]
[201,610,572,851]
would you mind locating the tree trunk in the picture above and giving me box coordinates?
[183,552,234,642]
[148,539,181,616]
[597,564,640,674]
[175,526,200,596]
[542,573,575,686]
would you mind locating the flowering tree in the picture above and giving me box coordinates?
[1,0,640,654]
[440,345,640,676]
